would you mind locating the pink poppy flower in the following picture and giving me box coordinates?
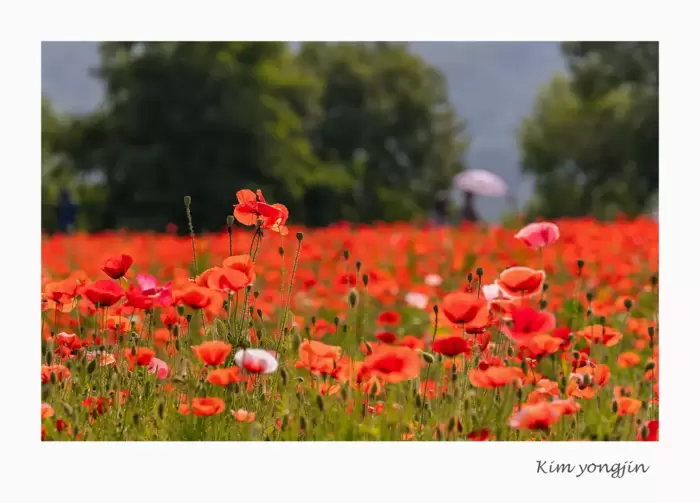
[515,222,560,249]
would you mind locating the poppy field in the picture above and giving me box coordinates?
[41,190,659,441]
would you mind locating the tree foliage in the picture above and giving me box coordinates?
[54,42,467,232]
[519,42,658,219]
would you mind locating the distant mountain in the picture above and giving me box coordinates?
[41,41,567,221]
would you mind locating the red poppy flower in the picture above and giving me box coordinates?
[84,280,124,307]
[504,306,556,343]
[638,420,659,441]
[469,366,524,389]
[191,341,232,366]
[376,331,398,344]
[377,311,400,325]
[509,402,561,430]
[233,189,285,229]
[190,397,226,416]
[432,336,470,357]
[357,345,421,384]
[467,428,492,441]
[101,254,133,279]
[297,340,342,375]
[124,347,155,370]
[398,335,424,351]
[442,292,489,327]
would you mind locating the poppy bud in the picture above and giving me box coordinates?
[143,380,151,397]
[648,326,655,339]
[280,368,288,385]
[624,298,633,311]
[348,289,358,308]
[435,427,443,441]
[45,351,54,366]
[333,316,339,328]
[355,261,361,272]
[87,359,97,374]
[296,232,304,241]
[568,333,576,344]
[448,417,456,432]
[343,250,350,261]
[363,340,373,354]
[573,351,580,360]
[277,247,285,258]
[62,402,74,417]
[176,305,185,316]
[583,374,592,386]
[650,275,657,288]
[257,308,263,319]
[370,381,379,397]
[422,352,435,364]
[539,299,548,310]
[467,272,473,283]
[362,274,369,287]
[433,304,439,315]
[641,425,649,440]
[299,415,307,431]
[452,371,458,383]
[451,363,457,374]
[175,338,181,351]
[476,267,484,277]
[507,346,514,357]
[132,413,140,426]
[599,316,606,326]
[185,314,193,323]
[50,372,57,385]
[516,388,523,401]
[645,361,656,371]
[342,324,348,334]
[577,259,584,274]
[612,401,619,413]
[414,393,423,408]
[341,386,349,402]
[543,282,549,292]
[586,309,592,317]
[184,196,193,207]
[586,291,594,302]
[248,307,254,318]
[158,401,165,420]
[130,345,137,356]
[311,316,316,326]
[226,215,235,226]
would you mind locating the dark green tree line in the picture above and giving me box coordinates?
[46,42,467,232]
[519,42,658,219]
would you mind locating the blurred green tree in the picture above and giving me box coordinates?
[61,42,467,231]
[518,42,658,219]
[299,42,467,224]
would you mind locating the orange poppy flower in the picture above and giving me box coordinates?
[469,366,524,389]
[44,278,79,305]
[496,266,546,299]
[176,285,224,315]
[192,341,232,366]
[550,398,580,416]
[41,403,55,419]
[222,254,256,285]
[441,292,489,331]
[41,364,71,383]
[509,402,561,430]
[357,345,421,384]
[616,397,642,416]
[207,267,249,293]
[185,397,226,416]
[578,325,623,347]
[232,409,256,422]
[617,351,641,368]
[297,340,343,375]
[233,189,285,228]
[398,335,425,351]
[519,334,563,357]
[207,367,243,386]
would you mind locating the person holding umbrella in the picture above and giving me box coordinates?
[452,169,510,223]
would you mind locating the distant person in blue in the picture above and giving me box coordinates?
[57,188,77,233]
